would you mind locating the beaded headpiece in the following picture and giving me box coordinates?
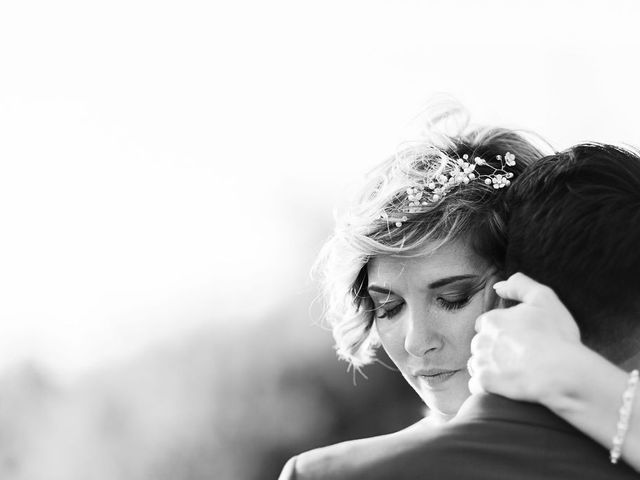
[383,152,517,227]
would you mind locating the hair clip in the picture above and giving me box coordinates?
[389,152,516,227]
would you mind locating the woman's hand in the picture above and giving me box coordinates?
[468,272,582,404]
[468,272,640,472]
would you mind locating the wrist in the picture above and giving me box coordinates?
[536,343,595,414]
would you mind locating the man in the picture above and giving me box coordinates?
[279,143,640,479]
[467,142,640,472]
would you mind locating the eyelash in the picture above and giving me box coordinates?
[375,303,403,320]
[437,296,471,311]
[375,295,471,320]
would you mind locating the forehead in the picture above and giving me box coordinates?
[367,239,488,287]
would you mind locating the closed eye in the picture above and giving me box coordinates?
[436,296,471,311]
[436,279,486,312]
[374,302,404,320]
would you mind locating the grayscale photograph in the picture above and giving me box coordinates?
[1,1,639,479]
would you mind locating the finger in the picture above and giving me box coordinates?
[467,354,493,377]
[469,367,496,394]
[466,355,475,377]
[470,332,493,355]
[474,312,493,332]
[467,355,478,376]
[493,272,557,306]
[474,309,510,334]
[468,375,485,395]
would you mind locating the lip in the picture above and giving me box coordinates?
[414,369,462,388]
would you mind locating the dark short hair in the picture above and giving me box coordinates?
[505,143,640,362]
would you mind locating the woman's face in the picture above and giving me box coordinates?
[367,238,498,419]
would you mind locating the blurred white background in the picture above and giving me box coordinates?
[3,0,640,380]
[0,1,640,477]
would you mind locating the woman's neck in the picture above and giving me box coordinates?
[426,410,456,425]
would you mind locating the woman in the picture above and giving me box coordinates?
[278,105,549,478]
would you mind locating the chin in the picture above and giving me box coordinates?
[422,385,472,417]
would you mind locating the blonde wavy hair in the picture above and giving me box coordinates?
[315,104,551,368]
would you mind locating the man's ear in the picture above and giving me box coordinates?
[483,273,503,310]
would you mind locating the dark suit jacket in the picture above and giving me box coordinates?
[279,393,639,479]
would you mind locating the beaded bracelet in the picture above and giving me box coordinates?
[610,369,639,464]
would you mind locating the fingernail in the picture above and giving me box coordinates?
[493,281,505,290]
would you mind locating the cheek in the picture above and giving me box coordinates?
[445,301,485,351]
[375,320,407,361]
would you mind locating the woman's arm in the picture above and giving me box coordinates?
[469,273,640,472]
[541,344,640,472]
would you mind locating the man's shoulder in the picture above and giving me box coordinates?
[278,394,640,480]
[278,419,442,480]
[430,394,640,479]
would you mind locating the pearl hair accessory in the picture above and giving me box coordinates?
[386,152,517,227]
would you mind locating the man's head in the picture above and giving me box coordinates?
[505,143,640,363]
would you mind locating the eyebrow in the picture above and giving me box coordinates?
[428,274,478,289]
[368,285,395,296]
[368,274,479,295]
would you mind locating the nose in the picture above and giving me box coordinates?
[404,308,442,358]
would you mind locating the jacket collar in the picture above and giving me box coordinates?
[453,392,576,434]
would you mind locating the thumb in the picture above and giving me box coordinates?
[493,272,554,307]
